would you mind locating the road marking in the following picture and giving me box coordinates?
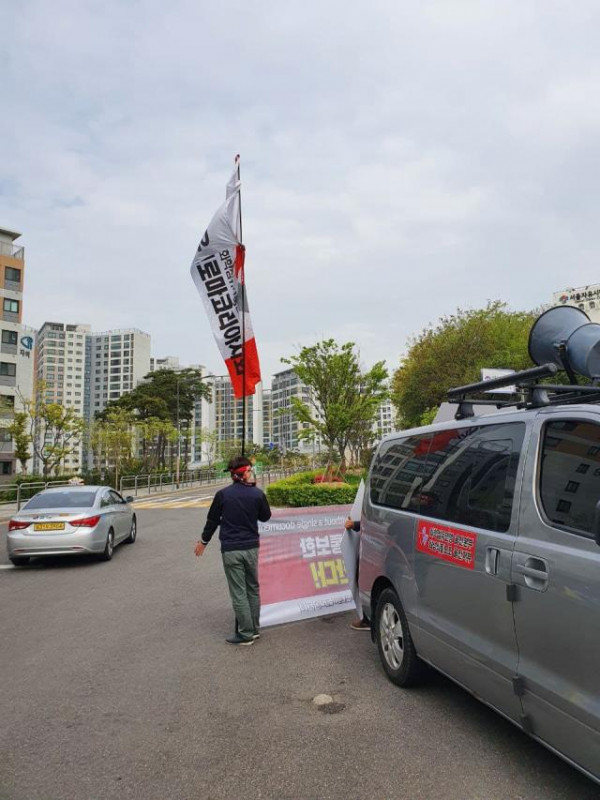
[133,496,214,510]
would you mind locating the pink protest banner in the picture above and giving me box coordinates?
[258,505,354,627]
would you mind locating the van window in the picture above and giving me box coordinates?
[539,419,600,538]
[418,422,525,532]
[370,434,432,510]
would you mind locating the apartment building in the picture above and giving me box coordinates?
[150,355,180,372]
[271,368,315,454]
[0,228,36,476]
[262,389,272,447]
[34,322,91,474]
[192,375,263,465]
[375,394,395,440]
[33,325,151,473]
[89,329,151,415]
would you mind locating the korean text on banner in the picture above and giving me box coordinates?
[189,161,261,398]
[258,505,355,627]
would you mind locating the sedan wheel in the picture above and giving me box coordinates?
[100,529,115,561]
[9,556,30,567]
[125,516,137,544]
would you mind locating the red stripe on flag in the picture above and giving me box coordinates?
[225,337,262,398]
[234,244,245,283]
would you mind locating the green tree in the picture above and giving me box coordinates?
[106,368,211,424]
[6,411,31,474]
[90,408,136,489]
[99,368,210,471]
[195,427,220,467]
[392,301,537,428]
[24,390,86,477]
[282,339,388,472]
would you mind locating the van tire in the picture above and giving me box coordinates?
[375,588,422,687]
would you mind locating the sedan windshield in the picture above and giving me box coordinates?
[24,491,98,510]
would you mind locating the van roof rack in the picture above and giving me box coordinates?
[447,363,600,419]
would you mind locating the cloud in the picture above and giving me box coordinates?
[2,0,600,381]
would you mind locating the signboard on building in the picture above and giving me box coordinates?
[554,285,600,305]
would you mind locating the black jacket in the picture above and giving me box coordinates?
[200,481,272,553]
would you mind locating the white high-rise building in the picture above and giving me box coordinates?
[34,322,91,474]
[271,368,315,454]
[150,355,180,372]
[262,389,272,448]
[34,325,151,474]
[375,394,395,440]
[89,329,151,415]
[192,375,263,465]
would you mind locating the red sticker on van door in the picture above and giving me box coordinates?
[416,520,477,569]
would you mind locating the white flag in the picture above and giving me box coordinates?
[190,158,261,398]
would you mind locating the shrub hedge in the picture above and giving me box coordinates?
[266,470,360,507]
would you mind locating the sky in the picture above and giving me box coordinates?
[2,1,600,385]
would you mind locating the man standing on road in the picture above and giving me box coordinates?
[194,456,272,646]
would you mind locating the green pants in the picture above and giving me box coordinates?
[222,547,260,641]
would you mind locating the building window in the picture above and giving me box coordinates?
[3,299,19,314]
[1,330,17,346]
[0,362,16,377]
[5,267,21,283]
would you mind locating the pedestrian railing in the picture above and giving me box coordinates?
[0,479,73,511]
[118,467,301,498]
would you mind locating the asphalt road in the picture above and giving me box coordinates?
[1,498,597,800]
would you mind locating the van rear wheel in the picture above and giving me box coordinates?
[375,588,422,687]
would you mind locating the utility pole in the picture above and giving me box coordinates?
[175,379,180,487]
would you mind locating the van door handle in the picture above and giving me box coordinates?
[485,547,500,575]
[514,557,548,591]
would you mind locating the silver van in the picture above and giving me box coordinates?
[359,364,600,784]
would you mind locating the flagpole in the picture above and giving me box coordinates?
[237,154,246,457]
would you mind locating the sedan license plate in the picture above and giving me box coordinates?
[33,522,65,532]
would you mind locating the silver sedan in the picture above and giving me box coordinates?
[6,486,137,566]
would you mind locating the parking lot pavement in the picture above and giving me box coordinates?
[0,505,597,800]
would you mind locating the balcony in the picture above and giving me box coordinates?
[0,242,24,260]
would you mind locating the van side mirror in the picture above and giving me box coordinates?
[593,500,600,546]
[125,496,134,503]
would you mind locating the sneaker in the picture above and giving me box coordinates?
[226,634,254,646]
[350,619,370,631]
[252,632,260,640]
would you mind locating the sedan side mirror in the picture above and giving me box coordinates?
[125,496,134,504]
